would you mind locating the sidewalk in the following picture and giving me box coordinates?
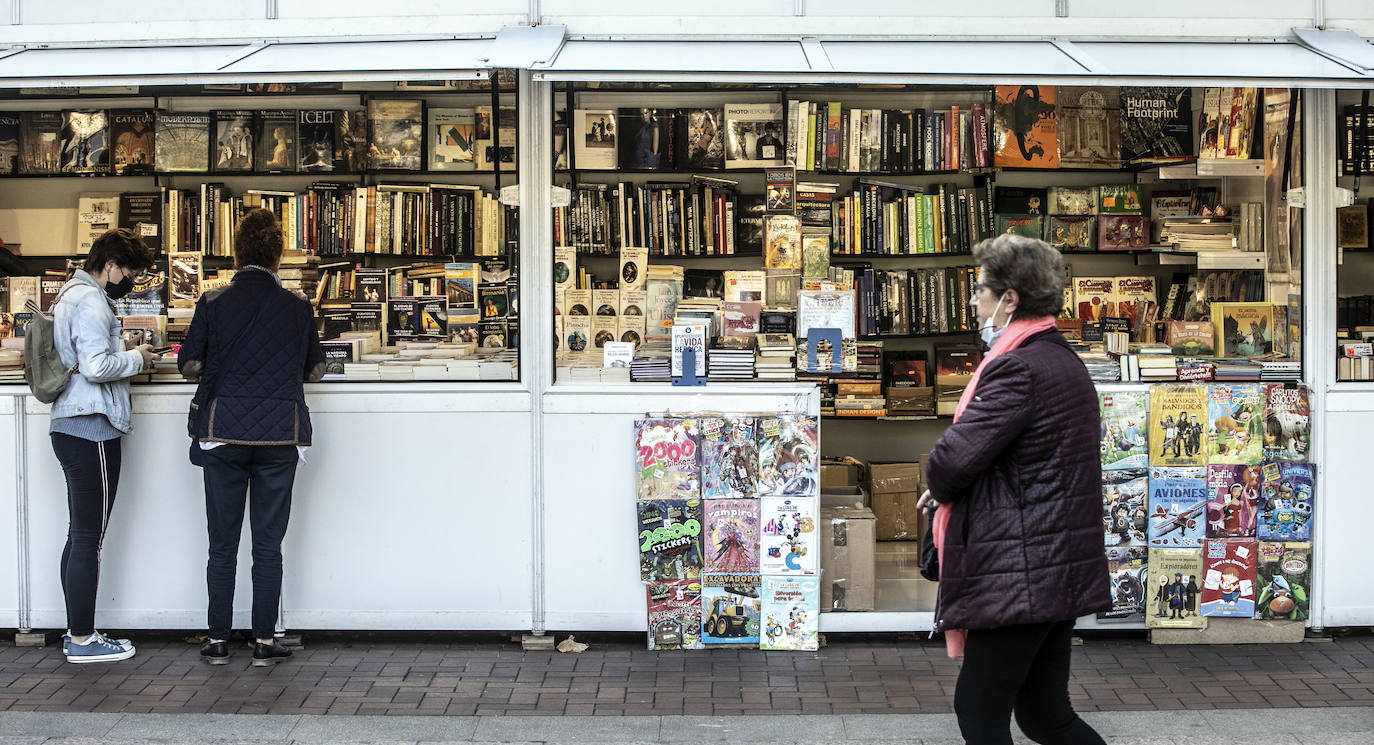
[0,631,1371,743]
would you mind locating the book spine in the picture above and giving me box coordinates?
[971,103,988,168]
[786,99,800,168]
[922,109,935,172]
[950,105,960,171]
[826,102,842,166]
[848,109,862,173]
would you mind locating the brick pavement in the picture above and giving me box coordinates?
[0,632,1370,717]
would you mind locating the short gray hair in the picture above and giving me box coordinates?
[972,234,1065,318]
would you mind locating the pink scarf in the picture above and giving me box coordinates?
[933,315,1058,658]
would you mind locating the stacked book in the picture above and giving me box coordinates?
[278,251,320,300]
[631,341,671,382]
[833,380,885,418]
[1079,351,1121,382]
[1138,353,1179,382]
[856,341,883,377]
[755,333,796,381]
[708,338,755,380]
[0,343,22,384]
[1260,360,1302,383]
[1213,358,1263,381]
[1160,217,1236,251]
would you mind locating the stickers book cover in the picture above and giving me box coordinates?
[1207,384,1264,464]
[646,580,703,650]
[1103,468,1149,550]
[760,574,819,651]
[637,499,703,584]
[1147,466,1207,548]
[700,572,762,645]
[1258,462,1315,541]
[1263,384,1311,462]
[1148,385,1208,467]
[1205,464,1261,538]
[1100,389,1149,470]
[1145,548,1206,629]
[757,415,820,497]
[1255,541,1311,621]
[1098,547,1148,622]
[759,496,818,575]
[634,418,701,500]
[1200,538,1258,618]
[700,417,761,499]
[703,499,760,574]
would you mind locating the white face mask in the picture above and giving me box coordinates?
[979,293,1010,348]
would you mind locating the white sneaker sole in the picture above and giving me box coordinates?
[66,647,136,663]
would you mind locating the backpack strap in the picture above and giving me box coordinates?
[27,281,88,320]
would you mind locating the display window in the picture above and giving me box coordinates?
[1336,89,1374,381]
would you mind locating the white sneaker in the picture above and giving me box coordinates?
[65,631,136,664]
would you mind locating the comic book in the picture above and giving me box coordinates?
[634,418,701,500]
[759,496,818,575]
[1200,538,1258,618]
[1145,548,1206,628]
[757,415,820,497]
[760,574,820,651]
[1258,462,1315,542]
[1255,542,1311,621]
[637,499,704,583]
[700,572,762,645]
[1148,385,1208,467]
[1206,465,1261,538]
[1147,466,1208,548]
[703,499,761,574]
[1206,384,1264,464]
[1098,547,1148,622]
[1100,388,1149,471]
[1262,384,1311,462]
[1103,468,1149,550]
[646,579,703,650]
[700,417,760,499]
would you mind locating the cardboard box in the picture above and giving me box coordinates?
[821,456,865,490]
[820,484,869,510]
[820,506,876,612]
[868,461,921,494]
[872,490,924,541]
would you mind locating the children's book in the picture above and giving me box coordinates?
[637,499,703,583]
[1255,541,1311,621]
[1258,462,1315,541]
[700,417,761,499]
[700,572,762,645]
[760,574,819,651]
[1205,464,1262,538]
[1099,388,1149,471]
[1262,384,1311,462]
[1147,466,1208,548]
[1103,468,1149,549]
[756,414,820,497]
[634,418,701,500]
[1098,547,1148,622]
[1206,384,1264,464]
[1200,538,1258,618]
[1145,548,1206,629]
[1148,385,1208,467]
[703,499,761,574]
[646,580,703,650]
[759,496,818,575]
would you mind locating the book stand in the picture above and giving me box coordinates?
[806,328,845,374]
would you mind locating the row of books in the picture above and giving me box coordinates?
[569,104,783,172]
[0,102,515,176]
[555,178,748,256]
[785,100,990,173]
[831,181,994,256]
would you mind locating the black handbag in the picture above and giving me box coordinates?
[919,522,940,582]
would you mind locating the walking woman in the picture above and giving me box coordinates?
[179,208,324,666]
[918,234,1110,745]
[50,228,158,663]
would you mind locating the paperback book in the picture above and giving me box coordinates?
[1257,461,1314,542]
[703,499,761,574]
[1145,548,1206,628]
[1206,384,1263,464]
[637,499,704,583]
[60,110,109,173]
[1148,385,1209,467]
[700,572,762,645]
[1262,384,1310,461]
[1103,467,1149,550]
[1100,388,1149,470]
[1255,541,1311,621]
[634,418,702,500]
[759,496,818,575]
[756,415,819,497]
[1147,466,1207,548]
[759,575,819,651]
[1205,464,1262,538]
[1200,538,1258,618]
[700,417,761,499]
[1098,547,1147,622]
[646,579,703,650]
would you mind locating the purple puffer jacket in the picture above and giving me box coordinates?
[927,328,1111,631]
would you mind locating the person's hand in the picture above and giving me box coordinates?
[135,344,158,369]
[917,489,938,513]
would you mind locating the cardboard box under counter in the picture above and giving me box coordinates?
[820,506,876,612]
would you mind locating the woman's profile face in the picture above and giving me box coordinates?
[971,269,1007,327]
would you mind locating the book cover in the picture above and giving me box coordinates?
[1104,468,1149,549]
[368,99,424,170]
[1100,389,1149,470]
[1073,277,1115,322]
[573,109,616,170]
[994,186,1049,215]
[416,295,447,336]
[443,263,476,309]
[764,215,802,269]
[256,110,297,172]
[297,109,337,172]
[1146,548,1206,628]
[1120,87,1193,163]
[473,105,515,171]
[801,233,831,279]
[620,246,646,291]
[1262,384,1311,462]
[701,419,760,500]
[1056,86,1121,169]
[1097,184,1143,213]
[646,579,703,650]
[1206,464,1262,538]
[760,574,819,651]
[148,113,208,175]
[563,314,590,351]
[109,109,155,176]
[724,103,785,168]
[765,167,796,214]
[1148,385,1208,467]
[700,572,762,645]
[634,418,701,500]
[676,107,724,169]
[1258,462,1314,541]
[1113,276,1156,329]
[212,110,255,172]
[757,415,819,498]
[167,252,202,307]
[671,323,707,377]
[60,110,109,173]
[796,289,856,340]
[1099,214,1149,251]
[479,285,509,319]
[76,193,118,255]
[995,214,1044,241]
[1147,466,1206,548]
[1098,547,1147,622]
[20,111,63,174]
[386,297,418,340]
[1168,321,1214,356]
[1206,384,1264,464]
[1200,538,1258,618]
[617,107,668,170]
[736,194,767,254]
[478,319,509,349]
[722,301,761,338]
[637,499,704,583]
[1211,302,1273,358]
[427,107,475,171]
[111,273,166,317]
[118,192,163,253]
[1149,190,1194,244]
[1048,216,1095,251]
[337,109,369,172]
[1048,186,1098,216]
[992,85,1058,169]
[703,498,761,573]
[592,316,617,348]
[1255,541,1311,621]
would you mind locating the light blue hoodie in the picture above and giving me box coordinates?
[48,270,145,433]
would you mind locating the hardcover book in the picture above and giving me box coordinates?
[1113,276,1156,329]
[1206,384,1263,464]
[645,579,703,650]
[256,110,297,172]
[634,418,702,500]
[337,109,369,171]
[167,252,202,307]
[212,110,255,172]
[1148,385,1208,467]
[1048,216,1095,251]
[573,109,616,170]
[637,499,704,583]
[1206,464,1262,538]
[1147,466,1206,548]
[1098,214,1149,251]
[20,111,63,174]
[1168,321,1214,356]
[1048,186,1098,216]
[1262,384,1310,462]
[995,214,1044,241]
[1098,547,1147,621]
[368,99,424,170]
[427,107,475,171]
[1146,548,1206,628]
[1258,462,1314,541]
[703,498,761,573]
[1073,277,1115,322]
[759,496,819,575]
[759,574,819,651]
[109,109,155,176]
[1100,389,1149,470]
[60,110,109,173]
[765,167,796,214]
[76,193,118,254]
[992,84,1058,169]
[1200,538,1258,618]
[1104,468,1149,549]
[617,107,668,170]
[1210,302,1274,358]
[724,103,785,168]
[0,113,18,173]
[1255,541,1311,621]
[676,107,724,169]
[1056,86,1121,169]
[700,573,762,645]
[1097,184,1143,213]
[1120,87,1193,164]
[297,109,337,172]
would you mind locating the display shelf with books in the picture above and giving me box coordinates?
[1334,89,1374,382]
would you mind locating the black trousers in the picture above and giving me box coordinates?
[954,619,1106,745]
[201,444,298,640]
[51,432,121,638]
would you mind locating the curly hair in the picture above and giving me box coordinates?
[972,233,1066,318]
[83,228,155,274]
[234,208,284,269]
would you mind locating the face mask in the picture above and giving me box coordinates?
[104,274,135,301]
[979,293,1009,348]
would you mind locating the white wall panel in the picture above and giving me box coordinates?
[807,0,1054,17]
[540,1,793,17]
[0,396,19,628]
[23,0,260,24]
[276,0,524,19]
[1317,400,1374,626]
[1070,1,1307,21]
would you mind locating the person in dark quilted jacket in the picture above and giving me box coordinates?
[917,234,1110,745]
[178,208,324,668]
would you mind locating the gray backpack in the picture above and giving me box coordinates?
[22,285,80,404]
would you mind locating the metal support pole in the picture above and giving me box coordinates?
[15,395,31,633]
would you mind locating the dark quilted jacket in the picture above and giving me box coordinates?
[926,328,1111,631]
[179,270,324,446]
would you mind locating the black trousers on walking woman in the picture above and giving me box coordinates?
[954,619,1106,745]
[51,432,121,638]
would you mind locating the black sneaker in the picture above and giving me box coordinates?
[251,639,292,667]
[200,640,230,665]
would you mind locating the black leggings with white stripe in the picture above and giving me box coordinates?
[51,432,122,637]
